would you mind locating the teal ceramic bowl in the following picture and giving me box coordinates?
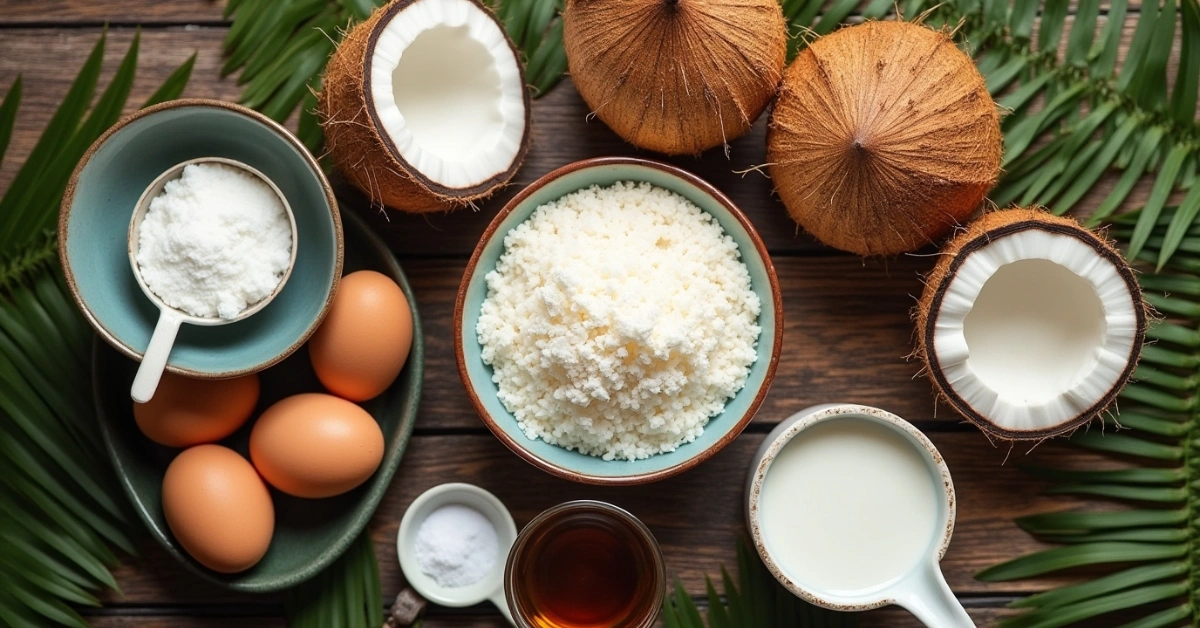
[94,209,423,592]
[60,99,342,378]
[455,157,783,485]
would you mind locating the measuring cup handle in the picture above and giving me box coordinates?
[488,590,517,627]
[894,561,974,628]
[131,310,183,403]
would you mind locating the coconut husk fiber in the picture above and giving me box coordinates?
[914,208,1147,440]
[767,20,1002,256]
[319,0,531,213]
[563,0,787,156]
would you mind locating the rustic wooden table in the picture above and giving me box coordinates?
[0,2,1163,626]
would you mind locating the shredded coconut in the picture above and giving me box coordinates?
[414,504,499,588]
[476,181,762,461]
[135,163,293,319]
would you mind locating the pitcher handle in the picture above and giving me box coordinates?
[893,560,974,628]
[131,309,182,403]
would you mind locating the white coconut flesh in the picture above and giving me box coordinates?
[931,230,1140,433]
[369,0,526,190]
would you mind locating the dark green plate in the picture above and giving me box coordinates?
[93,209,423,592]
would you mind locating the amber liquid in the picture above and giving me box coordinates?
[510,509,659,628]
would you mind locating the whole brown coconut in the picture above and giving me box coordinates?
[320,0,532,213]
[914,208,1147,441]
[563,0,787,156]
[767,21,1002,256]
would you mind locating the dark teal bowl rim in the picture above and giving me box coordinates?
[454,156,784,485]
[59,98,343,379]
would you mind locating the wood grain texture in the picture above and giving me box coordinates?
[0,0,1143,24]
[0,7,1179,627]
[83,607,1024,627]
[102,432,1114,609]
[0,1,226,24]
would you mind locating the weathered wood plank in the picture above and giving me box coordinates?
[0,1,226,24]
[0,7,1178,625]
[88,618,284,628]
[82,606,1024,627]
[0,0,1143,24]
[103,432,1116,607]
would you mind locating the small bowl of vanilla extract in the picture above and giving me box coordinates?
[505,501,665,628]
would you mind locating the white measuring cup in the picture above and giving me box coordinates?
[397,483,518,626]
[127,157,297,403]
[746,404,973,627]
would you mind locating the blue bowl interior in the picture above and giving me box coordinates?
[460,163,779,479]
[63,105,338,375]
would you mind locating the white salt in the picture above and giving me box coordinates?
[414,504,498,588]
[135,162,293,320]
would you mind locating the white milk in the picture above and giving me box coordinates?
[760,419,940,592]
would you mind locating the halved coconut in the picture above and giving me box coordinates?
[915,209,1147,440]
[320,0,531,212]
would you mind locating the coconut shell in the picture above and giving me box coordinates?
[914,208,1148,440]
[563,0,787,156]
[319,0,531,213]
[767,21,1002,256]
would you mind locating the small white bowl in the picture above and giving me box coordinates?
[397,483,518,624]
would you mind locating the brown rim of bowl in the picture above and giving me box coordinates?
[58,98,344,379]
[453,156,785,486]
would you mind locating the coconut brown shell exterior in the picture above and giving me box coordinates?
[914,208,1148,441]
[767,21,1001,256]
[319,0,531,213]
[563,0,787,156]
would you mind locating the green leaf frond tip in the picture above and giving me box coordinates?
[662,537,857,627]
[0,75,22,171]
[284,532,383,628]
[976,542,1187,582]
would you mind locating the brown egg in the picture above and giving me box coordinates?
[309,270,413,401]
[162,445,274,573]
[249,393,384,498]
[134,372,259,448]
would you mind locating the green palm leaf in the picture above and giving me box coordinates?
[664,538,857,628]
[0,35,194,625]
[285,531,383,628]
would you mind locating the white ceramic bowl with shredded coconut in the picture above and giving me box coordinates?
[455,157,784,486]
[397,483,518,624]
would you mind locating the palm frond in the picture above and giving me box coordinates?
[663,538,858,627]
[949,0,1199,266]
[284,531,383,628]
[0,35,193,625]
[223,0,567,154]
